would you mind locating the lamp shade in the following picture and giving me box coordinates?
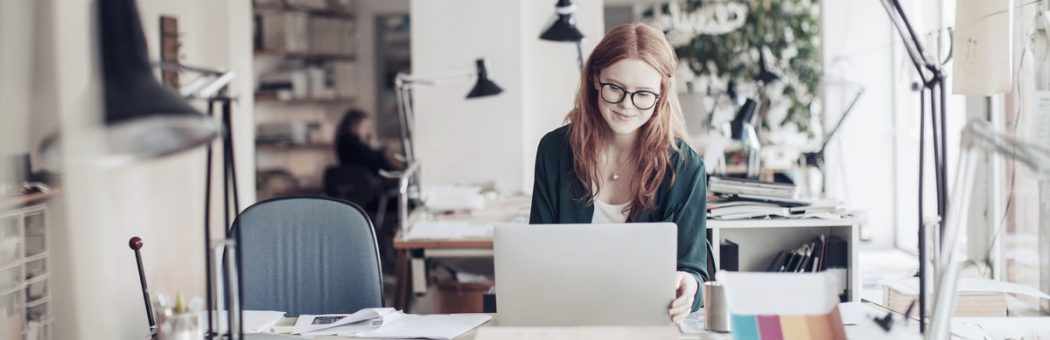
[98,0,219,164]
[466,59,503,99]
[754,49,781,84]
[730,99,757,139]
[539,0,584,42]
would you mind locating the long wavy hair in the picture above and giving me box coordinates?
[566,23,690,221]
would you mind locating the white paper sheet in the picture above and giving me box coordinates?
[292,308,396,334]
[300,310,405,336]
[403,221,493,240]
[354,314,492,340]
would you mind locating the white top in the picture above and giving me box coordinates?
[591,199,630,223]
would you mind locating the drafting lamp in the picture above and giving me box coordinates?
[879,0,953,332]
[801,85,865,174]
[37,0,220,170]
[391,58,503,231]
[724,98,761,178]
[927,119,1050,340]
[540,0,586,70]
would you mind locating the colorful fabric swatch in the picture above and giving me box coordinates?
[730,306,846,340]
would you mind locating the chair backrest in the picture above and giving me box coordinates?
[232,196,383,316]
[323,165,381,207]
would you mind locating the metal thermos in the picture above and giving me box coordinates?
[703,281,731,333]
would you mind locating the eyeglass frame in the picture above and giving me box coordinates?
[597,82,661,110]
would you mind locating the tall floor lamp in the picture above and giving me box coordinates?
[540,0,586,70]
[879,0,952,333]
[37,0,248,338]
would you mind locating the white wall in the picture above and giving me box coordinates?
[521,0,606,192]
[412,0,604,193]
[40,0,255,338]
[821,0,899,248]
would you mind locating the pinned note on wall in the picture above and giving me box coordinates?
[952,0,1014,95]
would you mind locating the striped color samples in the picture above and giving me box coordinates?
[730,306,846,340]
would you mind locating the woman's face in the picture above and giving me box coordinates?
[594,58,662,137]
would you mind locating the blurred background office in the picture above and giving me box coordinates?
[0,0,1048,339]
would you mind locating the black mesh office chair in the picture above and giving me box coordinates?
[232,196,384,316]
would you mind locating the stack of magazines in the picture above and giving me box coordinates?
[708,176,804,206]
[707,176,847,220]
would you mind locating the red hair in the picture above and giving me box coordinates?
[566,23,690,221]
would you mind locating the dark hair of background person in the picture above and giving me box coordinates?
[334,108,394,172]
[336,109,370,141]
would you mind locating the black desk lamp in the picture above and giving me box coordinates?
[540,0,586,70]
[727,99,761,178]
[466,59,504,98]
[38,0,220,168]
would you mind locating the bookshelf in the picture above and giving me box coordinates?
[709,217,860,302]
[252,0,359,199]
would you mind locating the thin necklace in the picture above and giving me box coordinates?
[606,152,631,181]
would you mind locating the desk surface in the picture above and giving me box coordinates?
[283,304,921,340]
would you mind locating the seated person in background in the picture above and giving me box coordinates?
[335,109,405,172]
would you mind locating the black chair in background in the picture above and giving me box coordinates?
[323,165,399,271]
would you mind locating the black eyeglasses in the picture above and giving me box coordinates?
[598,82,660,110]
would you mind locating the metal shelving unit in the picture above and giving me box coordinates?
[1,203,50,340]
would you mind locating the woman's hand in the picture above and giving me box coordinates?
[669,271,698,323]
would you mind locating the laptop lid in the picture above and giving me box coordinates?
[494,223,677,326]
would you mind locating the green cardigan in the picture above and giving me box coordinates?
[529,125,709,311]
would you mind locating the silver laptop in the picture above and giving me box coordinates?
[493,223,677,326]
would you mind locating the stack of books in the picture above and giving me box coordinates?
[707,176,849,220]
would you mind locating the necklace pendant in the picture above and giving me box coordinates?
[612,173,621,181]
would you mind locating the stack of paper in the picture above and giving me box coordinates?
[292,308,491,340]
[403,221,493,241]
[422,185,486,212]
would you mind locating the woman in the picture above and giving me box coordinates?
[529,23,707,323]
[334,109,403,173]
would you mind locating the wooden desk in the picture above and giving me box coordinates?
[391,195,528,310]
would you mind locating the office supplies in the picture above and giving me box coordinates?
[718,271,847,340]
[703,282,731,333]
[493,223,676,326]
[128,236,157,336]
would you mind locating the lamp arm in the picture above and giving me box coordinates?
[396,71,476,87]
